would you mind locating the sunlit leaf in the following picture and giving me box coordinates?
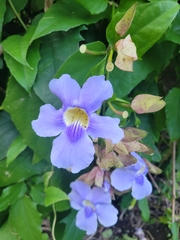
[44,186,69,206]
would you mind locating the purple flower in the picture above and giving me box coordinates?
[68,180,118,235]
[110,152,152,200]
[32,74,124,173]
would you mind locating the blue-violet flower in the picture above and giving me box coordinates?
[68,180,118,235]
[110,152,152,200]
[32,74,124,173]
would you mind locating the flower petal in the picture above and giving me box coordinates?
[132,175,152,200]
[87,187,111,205]
[79,75,113,113]
[111,168,134,191]
[68,191,83,210]
[49,74,81,109]
[51,130,95,173]
[70,180,91,200]
[87,113,124,143]
[96,204,118,227]
[31,104,65,137]
[76,208,97,235]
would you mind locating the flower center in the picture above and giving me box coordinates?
[64,107,89,129]
[82,200,95,218]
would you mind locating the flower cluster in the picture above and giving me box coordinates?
[32,74,156,235]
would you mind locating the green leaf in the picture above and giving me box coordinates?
[164,11,180,44]
[165,88,180,141]
[31,0,109,41]
[4,0,28,24]
[60,210,85,240]
[107,1,179,58]
[130,1,179,58]
[139,115,161,162]
[0,111,19,161]
[0,182,27,212]
[44,186,69,206]
[76,0,108,15]
[138,198,150,222]
[3,40,41,92]
[55,41,106,86]
[2,77,52,161]
[0,148,45,187]
[0,220,18,240]
[109,59,153,98]
[2,26,37,67]
[86,57,107,79]
[9,196,44,240]
[33,27,85,107]
[6,134,27,166]
[30,184,45,205]
[0,0,6,40]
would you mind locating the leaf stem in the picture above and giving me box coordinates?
[8,0,27,31]
[172,141,176,223]
[52,204,57,240]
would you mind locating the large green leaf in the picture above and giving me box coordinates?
[0,182,27,212]
[55,41,106,86]
[76,0,108,14]
[0,149,45,187]
[109,59,153,98]
[165,88,180,141]
[9,196,45,240]
[0,111,19,161]
[33,27,85,107]
[0,0,6,40]
[44,186,69,206]
[2,26,37,67]
[3,40,41,92]
[2,77,52,161]
[31,0,109,41]
[106,1,179,58]
[60,210,85,240]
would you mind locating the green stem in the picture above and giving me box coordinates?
[52,204,57,240]
[8,0,27,31]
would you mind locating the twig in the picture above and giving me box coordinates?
[148,172,161,193]
[172,141,176,223]
[52,204,57,240]
[8,0,27,30]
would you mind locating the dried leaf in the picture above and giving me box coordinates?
[95,168,104,187]
[131,94,166,114]
[115,34,138,72]
[122,141,149,152]
[115,3,137,37]
[143,158,162,174]
[104,139,114,154]
[114,141,129,154]
[117,153,137,167]
[78,166,99,186]
[123,127,148,142]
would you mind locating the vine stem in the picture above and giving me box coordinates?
[52,204,57,240]
[8,0,27,31]
[172,141,176,223]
